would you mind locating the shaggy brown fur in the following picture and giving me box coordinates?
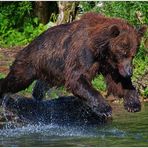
[0,13,147,116]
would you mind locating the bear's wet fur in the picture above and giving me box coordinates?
[0,12,147,116]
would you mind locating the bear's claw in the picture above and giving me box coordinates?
[93,103,112,117]
[124,100,141,112]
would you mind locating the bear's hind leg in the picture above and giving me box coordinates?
[0,64,35,99]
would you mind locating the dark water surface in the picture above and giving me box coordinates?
[0,102,148,147]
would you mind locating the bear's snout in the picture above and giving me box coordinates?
[118,61,133,78]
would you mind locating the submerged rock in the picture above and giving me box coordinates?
[3,95,112,126]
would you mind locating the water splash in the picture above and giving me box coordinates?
[1,95,23,129]
[2,95,9,122]
[0,95,126,139]
[0,122,126,139]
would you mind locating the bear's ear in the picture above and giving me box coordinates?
[108,25,120,38]
[137,25,147,38]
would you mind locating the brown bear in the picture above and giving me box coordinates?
[0,12,146,117]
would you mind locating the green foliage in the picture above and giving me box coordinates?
[132,41,148,98]
[80,2,148,25]
[0,73,5,79]
[144,87,148,98]
[133,45,148,82]
[19,81,35,97]
[0,2,47,47]
[92,74,106,92]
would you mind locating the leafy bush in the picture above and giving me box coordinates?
[0,73,5,79]
[92,75,106,92]
[0,2,47,47]
[80,2,148,25]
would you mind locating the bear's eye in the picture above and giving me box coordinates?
[121,50,128,57]
[122,51,127,55]
[116,50,127,59]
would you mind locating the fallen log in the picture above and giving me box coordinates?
[3,95,111,126]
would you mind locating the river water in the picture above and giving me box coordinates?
[0,102,148,147]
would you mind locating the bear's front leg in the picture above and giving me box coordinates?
[32,80,50,100]
[104,73,141,112]
[123,87,141,112]
[66,75,112,117]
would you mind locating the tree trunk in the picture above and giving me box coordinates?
[34,1,58,24]
[56,2,79,25]
[34,2,49,24]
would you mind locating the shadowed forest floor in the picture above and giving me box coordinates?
[0,47,22,75]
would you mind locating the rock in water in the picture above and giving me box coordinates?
[4,95,111,125]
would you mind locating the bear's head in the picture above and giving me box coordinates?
[108,25,147,78]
